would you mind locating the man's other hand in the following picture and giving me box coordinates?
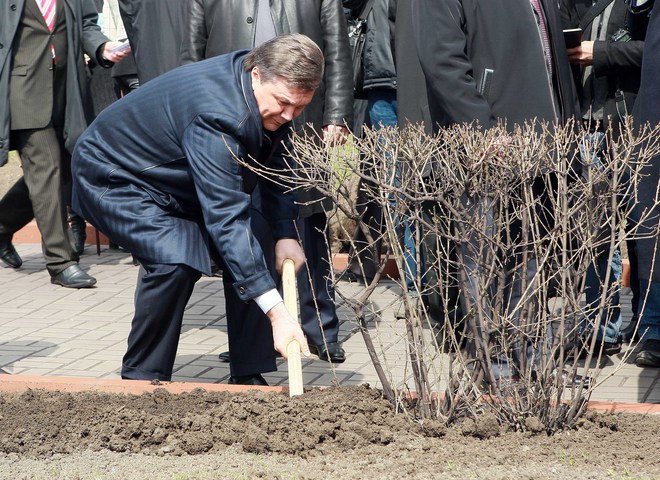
[275,238,306,274]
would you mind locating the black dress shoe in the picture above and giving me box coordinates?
[309,342,346,363]
[635,339,660,368]
[51,264,97,288]
[0,240,22,269]
[228,374,268,386]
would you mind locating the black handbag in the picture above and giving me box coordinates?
[347,0,376,99]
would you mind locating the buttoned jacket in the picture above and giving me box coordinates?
[72,52,298,299]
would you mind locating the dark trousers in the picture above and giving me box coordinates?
[122,262,201,380]
[121,206,279,380]
[0,126,76,274]
[297,212,339,346]
[223,207,278,377]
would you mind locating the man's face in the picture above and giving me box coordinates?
[251,67,315,132]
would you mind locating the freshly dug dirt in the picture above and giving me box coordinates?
[0,385,657,479]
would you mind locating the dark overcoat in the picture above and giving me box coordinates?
[411,0,580,131]
[72,52,297,301]
[634,4,660,282]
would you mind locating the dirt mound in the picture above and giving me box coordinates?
[0,385,415,457]
[0,385,658,479]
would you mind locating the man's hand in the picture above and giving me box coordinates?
[567,41,594,66]
[323,124,350,145]
[275,238,306,274]
[267,302,310,359]
[101,41,131,63]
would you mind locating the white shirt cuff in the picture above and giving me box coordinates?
[253,288,283,314]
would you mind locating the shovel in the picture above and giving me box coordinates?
[282,258,303,397]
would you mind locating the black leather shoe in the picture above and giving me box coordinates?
[228,374,268,386]
[69,213,87,255]
[635,339,660,368]
[0,240,22,269]
[309,342,346,363]
[51,264,97,288]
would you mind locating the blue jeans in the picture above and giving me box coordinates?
[368,89,419,291]
[638,280,660,342]
[581,250,622,343]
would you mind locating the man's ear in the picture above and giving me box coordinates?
[251,66,261,86]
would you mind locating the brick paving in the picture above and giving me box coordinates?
[1,243,658,404]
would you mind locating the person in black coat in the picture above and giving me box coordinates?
[72,34,321,383]
[630,0,660,368]
[411,0,580,378]
[560,0,648,352]
[118,0,187,84]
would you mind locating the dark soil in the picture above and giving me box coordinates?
[0,385,658,479]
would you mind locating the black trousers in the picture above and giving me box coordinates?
[223,206,279,377]
[297,212,340,346]
[121,261,201,380]
[121,206,278,380]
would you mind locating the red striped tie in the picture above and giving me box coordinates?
[530,0,553,77]
[37,0,56,32]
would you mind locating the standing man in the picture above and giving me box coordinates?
[0,0,128,286]
[411,0,580,378]
[630,0,660,368]
[181,0,354,365]
[72,34,318,383]
[561,0,648,354]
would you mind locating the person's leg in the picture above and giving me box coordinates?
[297,212,344,362]
[635,279,660,367]
[121,261,201,380]
[345,89,398,281]
[0,177,35,237]
[621,238,640,342]
[11,127,77,275]
[223,205,278,378]
[581,252,622,347]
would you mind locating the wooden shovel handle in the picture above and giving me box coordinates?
[282,259,303,397]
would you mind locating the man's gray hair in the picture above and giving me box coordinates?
[244,33,324,91]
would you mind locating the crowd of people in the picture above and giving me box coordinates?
[0,0,658,387]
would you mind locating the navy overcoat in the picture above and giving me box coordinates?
[72,51,298,300]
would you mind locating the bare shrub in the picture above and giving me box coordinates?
[237,120,660,432]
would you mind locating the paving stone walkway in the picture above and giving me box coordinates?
[1,244,658,404]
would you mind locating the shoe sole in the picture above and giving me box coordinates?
[51,280,97,289]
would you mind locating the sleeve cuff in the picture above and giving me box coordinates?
[253,288,283,314]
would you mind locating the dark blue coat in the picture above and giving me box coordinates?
[72,51,297,301]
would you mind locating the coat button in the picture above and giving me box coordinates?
[246,16,254,24]
[239,286,246,294]
[10,4,17,10]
